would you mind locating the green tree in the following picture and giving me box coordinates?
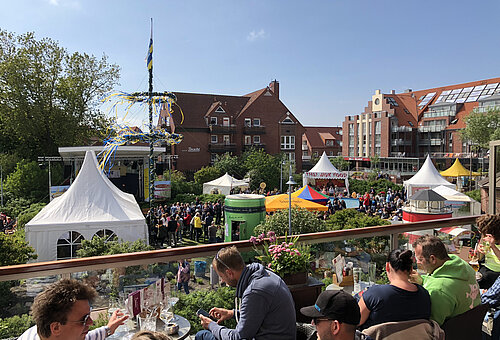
[0,30,119,160]
[4,160,47,201]
[213,153,247,178]
[254,208,327,236]
[243,149,280,190]
[461,108,500,149]
[370,155,380,170]
[16,202,46,229]
[331,156,350,171]
[193,166,221,184]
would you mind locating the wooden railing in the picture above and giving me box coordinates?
[0,215,479,282]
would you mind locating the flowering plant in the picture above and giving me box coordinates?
[250,231,311,278]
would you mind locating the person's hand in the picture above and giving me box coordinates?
[209,307,234,324]
[483,234,496,245]
[199,314,212,329]
[107,309,129,335]
[409,270,423,285]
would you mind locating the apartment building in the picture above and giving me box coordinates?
[301,126,342,169]
[342,77,500,171]
[158,81,305,175]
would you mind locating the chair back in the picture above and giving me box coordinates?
[441,303,490,340]
[362,319,444,340]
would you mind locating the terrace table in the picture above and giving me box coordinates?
[109,314,191,340]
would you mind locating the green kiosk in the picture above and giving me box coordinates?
[224,194,266,242]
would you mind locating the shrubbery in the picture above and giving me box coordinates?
[0,314,34,338]
[77,236,153,258]
[254,208,327,236]
[176,286,236,333]
[16,202,46,229]
[348,178,402,196]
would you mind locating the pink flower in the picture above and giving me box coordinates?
[249,236,257,245]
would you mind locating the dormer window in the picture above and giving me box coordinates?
[215,106,225,113]
[282,117,294,124]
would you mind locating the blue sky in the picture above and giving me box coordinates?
[2,0,500,128]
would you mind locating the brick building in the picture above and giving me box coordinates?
[342,77,500,171]
[301,126,342,170]
[158,81,305,175]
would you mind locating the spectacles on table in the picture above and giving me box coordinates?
[215,248,231,270]
[66,313,92,327]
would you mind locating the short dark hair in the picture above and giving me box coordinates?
[477,214,500,242]
[387,249,413,273]
[412,235,449,260]
[213,246,245,272]
[31,279,97,338]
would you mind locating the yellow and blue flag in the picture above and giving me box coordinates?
[147,21,153,70]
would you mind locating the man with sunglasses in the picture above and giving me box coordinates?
[18,279,128,340]
[195,246,296,339]
[300,290,372,340]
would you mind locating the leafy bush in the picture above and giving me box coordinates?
[326,209,390,230]
[171,180,202,198]
[0,314,34,338]
[254,208,327,236]
[465,189,481,202]
[0,231,37,266]
[176,286,236,334]
[194,166,221,184]
[77,237,153,257]
[2,197,35,218]
[174,193,198,203]
[4,160,48,201]
[197,194,225,202]
[16,202,46,229]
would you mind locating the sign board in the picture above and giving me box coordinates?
[154,181,171,200]
[50,185,70,201]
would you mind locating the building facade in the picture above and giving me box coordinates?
[158,81,305,175]
[342,77,500,171]
[301,126,342,169]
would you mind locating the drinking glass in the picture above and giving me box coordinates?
[139,314,156,331]
[368,262,376,286]
[352,267,361,294]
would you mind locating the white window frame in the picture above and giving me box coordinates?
[210,117,217,125]
[223,135,230,144]
[253,135,261,144]
[223,117,230,126]
[253,118,261,126]
[211,135,218,144]
[244,135,251,145]
[281,135,295,150]
[244,118,251,127]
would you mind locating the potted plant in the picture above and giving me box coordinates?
[250,231,311,285]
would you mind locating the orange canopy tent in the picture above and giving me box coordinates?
[265,194,328,212]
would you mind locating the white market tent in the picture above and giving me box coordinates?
[432,185,475,203]
[403,155,454,196]
[303,152,349,191]
[26,150,148,262]
[202,173,249,195]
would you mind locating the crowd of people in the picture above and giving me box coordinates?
[146,200,225,248]
[0,212,16,234]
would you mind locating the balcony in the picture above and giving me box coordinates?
[208,142,236,153]
[243,143,266,151]
[391,126,413,132]
[302,155,312,161]
[243,125,266,134]
[418,125,445,133]
[0,215,483,338]
[209,124,237,134]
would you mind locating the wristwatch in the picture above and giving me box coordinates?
[104,326,112,337]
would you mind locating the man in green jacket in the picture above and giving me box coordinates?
[411,235,480,325]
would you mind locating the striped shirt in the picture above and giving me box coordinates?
[18,325,107,340]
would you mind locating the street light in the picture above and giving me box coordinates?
[285,163,297,235]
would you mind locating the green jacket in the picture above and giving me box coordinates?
[422,254,481,325]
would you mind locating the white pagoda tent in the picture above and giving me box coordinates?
[403,155,454,196]
[26,150,148,262]
[202,173,249,195]
[303,152,349,191]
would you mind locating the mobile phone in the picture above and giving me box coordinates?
[197,308,215,321]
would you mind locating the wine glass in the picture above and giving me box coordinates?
[168,296,180,321]
[159,304,173,327]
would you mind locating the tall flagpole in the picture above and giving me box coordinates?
[148,18,154,213]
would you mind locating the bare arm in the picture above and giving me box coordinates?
[358,297,371,327]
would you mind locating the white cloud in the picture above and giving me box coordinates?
[47,0,81,9]
[247,29,267,42]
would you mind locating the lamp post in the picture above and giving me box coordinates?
[285,163,297,235]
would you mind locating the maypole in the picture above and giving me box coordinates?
[147,18,154,212]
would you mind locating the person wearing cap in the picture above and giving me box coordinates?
[300,290,372,340]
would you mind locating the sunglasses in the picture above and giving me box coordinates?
[215,248,231,270]
[66,312,92,327]
[312,317,334,325]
